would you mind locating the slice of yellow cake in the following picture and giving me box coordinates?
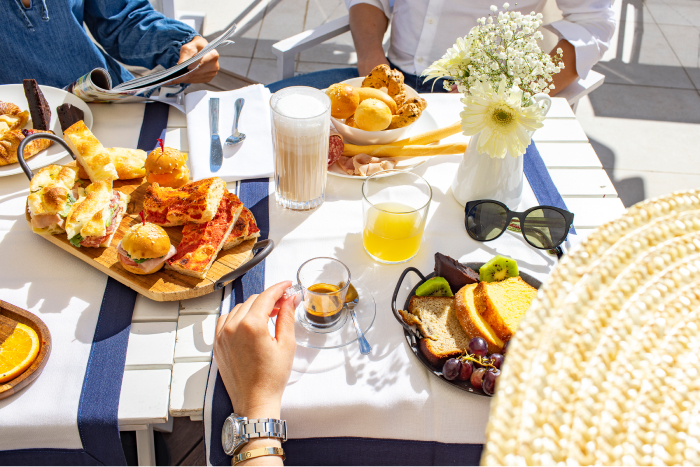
[475,276,537,341]
[454,283,504,353]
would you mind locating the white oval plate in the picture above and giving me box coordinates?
[328,104,439,180]
[0,84,93,178]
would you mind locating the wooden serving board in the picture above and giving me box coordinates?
[25,170,257,301]
[0,300,51,400]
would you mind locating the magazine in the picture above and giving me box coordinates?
[65,23,236,111]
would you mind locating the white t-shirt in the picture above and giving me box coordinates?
[345,0,616,79]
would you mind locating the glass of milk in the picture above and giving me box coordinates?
[270,87,331,211]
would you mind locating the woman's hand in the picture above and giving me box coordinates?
[214,281,297,420]
[172,36,220,84]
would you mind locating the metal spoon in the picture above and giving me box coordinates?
[225,98,246,146]
[342,283,371,355]
[348,298,371,355]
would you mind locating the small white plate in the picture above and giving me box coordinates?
[328,105,439,180]
[0,84,93,178]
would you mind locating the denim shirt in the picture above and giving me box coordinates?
[1,0,198,88]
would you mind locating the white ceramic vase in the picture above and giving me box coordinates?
[451,94,552,209]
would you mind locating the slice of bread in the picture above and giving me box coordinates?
[475,276,537,341]
[406,296,470,366]
[63,121,118,182]
[454,283,505,353]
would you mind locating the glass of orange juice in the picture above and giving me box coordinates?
[362,170,432,264]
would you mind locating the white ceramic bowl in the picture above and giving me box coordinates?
[329,77,421,145]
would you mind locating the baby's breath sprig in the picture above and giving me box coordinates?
[422,3,564,105]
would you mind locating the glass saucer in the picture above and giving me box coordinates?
[273,280,376,350]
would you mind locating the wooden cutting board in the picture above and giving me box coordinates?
[0,300,51,400]
[25,171,258,301]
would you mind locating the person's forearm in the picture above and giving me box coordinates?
[349,3,390,76]
[549,39,578,96]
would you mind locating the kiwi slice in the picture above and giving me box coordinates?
[479,255,519,282]
[415,277,453,297]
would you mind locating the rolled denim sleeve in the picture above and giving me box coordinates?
[83,0,198,70]
[546,0,616,79]
[345,0,392,19]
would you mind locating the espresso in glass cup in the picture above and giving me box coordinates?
[286,257,351,332]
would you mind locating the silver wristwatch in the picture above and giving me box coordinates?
[221,413,287,456]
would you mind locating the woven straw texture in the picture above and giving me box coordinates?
[482,190,700,466]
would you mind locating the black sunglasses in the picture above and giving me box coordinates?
[465,200,574,251]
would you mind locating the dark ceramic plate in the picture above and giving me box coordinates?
[391,262,542,396]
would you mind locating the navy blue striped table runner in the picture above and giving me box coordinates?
[0,102,170,466]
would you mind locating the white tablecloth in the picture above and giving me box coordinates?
[258,95,559,444]
[0,104,144,451]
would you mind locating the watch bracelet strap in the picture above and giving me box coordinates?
[243,418,287,441]
[232,447,285,466]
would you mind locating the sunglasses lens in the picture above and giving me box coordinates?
[522,209,568,249]
[466,203,508,241]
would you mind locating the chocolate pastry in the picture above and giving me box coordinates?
[23,79,51,131]
[434,252,479,293]
[56,103,85,132]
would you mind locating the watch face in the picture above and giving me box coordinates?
[222,416,241,455]
[222,418,234,454]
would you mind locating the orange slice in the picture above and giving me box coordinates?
[0,323,40,383]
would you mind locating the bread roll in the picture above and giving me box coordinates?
[326,83,359,119]
[355,87,397,114]
[354,98,392,131]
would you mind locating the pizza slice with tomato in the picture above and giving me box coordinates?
[222,207,261,250]
[166,192,244,279]
[144,177,226,227]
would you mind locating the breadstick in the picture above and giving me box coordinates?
[343,143,467,158]
[389,121,462,146]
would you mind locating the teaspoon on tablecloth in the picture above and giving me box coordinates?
[225,98,246,146]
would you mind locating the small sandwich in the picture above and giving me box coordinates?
[222,207,261,250]
[27,164,83,234]
[145,145,190,188]
[65,180,129,248]
[117,223,177,275]
[63,120,118,182]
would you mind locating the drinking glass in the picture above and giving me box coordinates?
[270,86,331,211]
[286,257,351,333]
[362,170,432,264]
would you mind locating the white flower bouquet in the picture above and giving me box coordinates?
[423,4,564,158]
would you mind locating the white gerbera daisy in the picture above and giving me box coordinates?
[460,79,545,158]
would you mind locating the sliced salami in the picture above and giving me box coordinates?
[328,134,344,167]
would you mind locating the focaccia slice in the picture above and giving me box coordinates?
[166,193,243,279]
[27,164,82,234]
[77,147,147,180]
[144,177,226,227]
[222,207,261,250]
[63,120,118,182]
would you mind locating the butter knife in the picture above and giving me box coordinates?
[209,98,223,172]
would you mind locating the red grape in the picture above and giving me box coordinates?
[490,353,504,369]
[442,358,461,381]
[468,337,488,358]
[471,368,486,390]
[457,360,473,381]
[482,369,500,395]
